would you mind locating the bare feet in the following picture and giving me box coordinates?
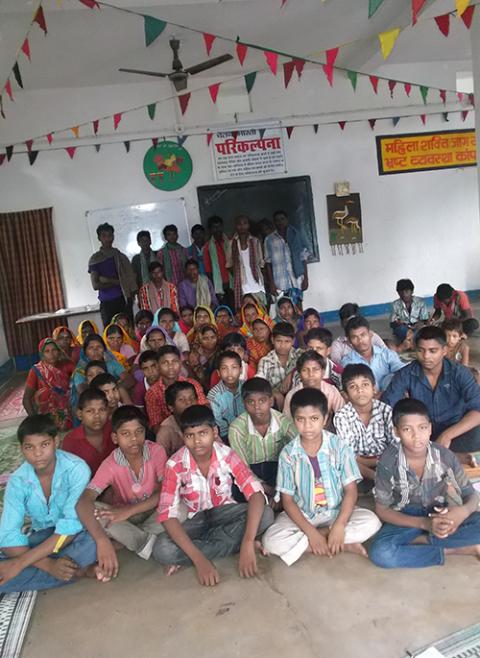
[81,565,111,582]
[255,540,269,557]
[164,564,181,576]
[445,545,480,558]
[343,543,368,557]
[45,557,78,582]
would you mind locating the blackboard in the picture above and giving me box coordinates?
[196,176,319,262]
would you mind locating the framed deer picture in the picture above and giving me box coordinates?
[326,192,363,255]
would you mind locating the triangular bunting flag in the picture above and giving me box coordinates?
[457,92,464,103]
[322,48,338,86]
[435,14,450,36]
[420,114,426,125]
[113,113,122,130]
[66,147,76,159]
[236,43,248,66]
[347,70,358,92]
[144,16,166,47]
[443,112,449,121]
[439,89,447,104]
[152,138,158,147]
[388,80,397,97]
[265,51,278,75]
[338,121,346,130]
[124,141,130,152]
[6,146,13,161]
[461,4,475,27]
[419,86,429,104]
[283,61,295,89]
[13,63,23,89]
[21,38,31,61]
[286,126,294,139]
[28,150,38,165]
[461,110,469,121]
[313,124,318,134]
[203,33,216,56]
[46,133,53,144]
[208,83,220,103]
[456,0,470,17]
[412,0,426,25]
[25,139,33,152]
[0,154,5,166]
[404,83,411,96]
[293,59,305,78]
[368,0,385,18]
[79,0,99,7]
[177,135,188,146]
[244,72,257,93]
[71,126,80,138]
[94,144,101,152]
[323,65,334,87]
[369,76,379,94]
[5,80,13,101]
[281,0,288,7]
[93,119,99,135]
[34,6,47,34]
[368,119,376,130]
[259,128,266,139]
[379,28,400,59]
[392,117,401,126]
[178,93,190,115]
[147,103,156,120]
[207,133,213,146]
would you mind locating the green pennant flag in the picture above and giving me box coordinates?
[347,70,358,92]
[147,103,156,120]
[144,16,166,47]
[244,72,257,93]
[392,117,401,126]
[419,85,429,104]
[368,0,385,18]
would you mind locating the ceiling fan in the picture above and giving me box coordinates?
[119,38,233,92]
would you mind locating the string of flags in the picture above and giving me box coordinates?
[369,0,473,21]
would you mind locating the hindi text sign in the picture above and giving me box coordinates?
[212,129,287,180]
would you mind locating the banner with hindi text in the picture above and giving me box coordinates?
[376,129,476,175]
[211,129,287,181]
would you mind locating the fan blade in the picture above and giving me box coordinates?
[185,53,233,76]
[118,68,169,78]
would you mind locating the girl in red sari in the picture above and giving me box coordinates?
[52,325,81,378]
[23,338,72,432]
[247,316,274,370]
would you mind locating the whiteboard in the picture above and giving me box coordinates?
[86,199,191,260]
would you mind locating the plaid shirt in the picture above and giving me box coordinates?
[277,431,361,521]
[390,296,429,326]
[145,377,207,428]
[334,400,396,457]
[207,381,245,438]
[257,348,302,391]
[157,245,188,286]
[264,231,296,291]
[157,442,264,521]
[374,442,473,511]
[229,409,297,466]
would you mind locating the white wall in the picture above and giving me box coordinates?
[0,67,478,315]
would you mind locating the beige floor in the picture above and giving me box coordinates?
[17,305,480,658]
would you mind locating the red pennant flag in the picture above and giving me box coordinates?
[0,154,5,166]
[322,65,334,87]
[457,92,464,103]
[21,38,31,61]
[93,119,99,135]
[420,114,426,125]
[412,0,426,25]
[461,110,469,121]
[34,6,47,34]
[46,133,53,144]
[236,43,248,66]
[388,80,397,97]
[265,51,278,75]
[203,33,216,56]
[435,13,450,36]
[293,59,305,79]
[113,113,122,130]
[461,5,475,28]
[231,131,238,141]
[152,138,158,147]
[338,121,346,130]
[66,147,76,159]
[322,49,338,87]
[208,83,220,104]
[404,83,411,96]
[79,0,100,6]
[439,89,447,104]
[207,133,213,146]
[369,76,379,94]
[368,119,376,130]
[283,61,295,89]
[178,93,191,115]
[5,80,13,101]
[25,139,33,152]
[286,126,294,139]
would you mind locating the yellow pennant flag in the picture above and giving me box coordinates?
[378,28,401,60]
[456,0,470,16]
[71,126,80,138]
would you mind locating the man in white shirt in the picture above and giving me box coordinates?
[229,215,266,310]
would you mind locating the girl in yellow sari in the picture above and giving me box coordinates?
[76,319,99,345]
[187,305,217,346]
[239,301,268,338]
[102,323,138,370]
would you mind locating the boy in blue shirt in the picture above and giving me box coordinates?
[262,388,381,565]
[0,414,116,591]
[207,351,245,442]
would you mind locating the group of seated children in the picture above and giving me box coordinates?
[2,279,480,592]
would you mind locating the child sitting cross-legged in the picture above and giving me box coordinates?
[157,381,199,457]
[207,351,246,443]
[334,364,396,492]
[153,405,273,586]
[0,415,117,592]
[370,399,480,569]
[78,406,167,561]
[262,388,381,565]
[229,377,297,503]
[257,322,302,410]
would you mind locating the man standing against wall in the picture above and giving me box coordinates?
[131,230,157,290]
[203,215,234,310]
[88,222,137,327]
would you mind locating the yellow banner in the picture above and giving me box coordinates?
[376,130,477,175]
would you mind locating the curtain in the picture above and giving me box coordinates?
[0,207,65,356]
